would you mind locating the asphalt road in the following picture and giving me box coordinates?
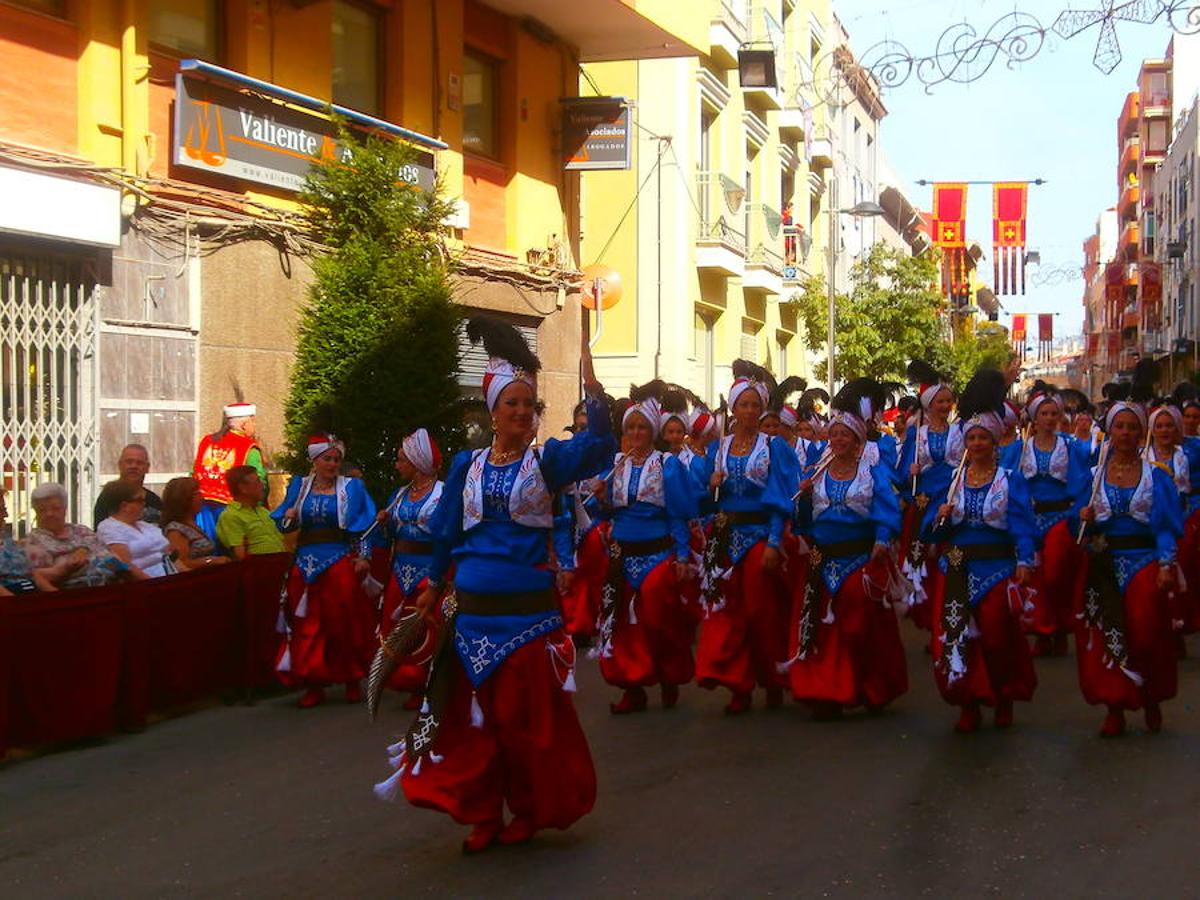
[5,628,1200,898]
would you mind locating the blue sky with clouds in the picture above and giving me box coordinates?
[833,0,1178,335]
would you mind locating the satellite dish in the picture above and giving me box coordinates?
[581,264,623,311]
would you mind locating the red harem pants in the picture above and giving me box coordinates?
[899,502,934,632]
[1075,561,1177,711]
[696,541,789,694]
[787,558,908,708]
[560,525,608,636]
[931,574,1038,707]
[401,632,596,830]
[1029,518,1086,636]
[599,556,695,689]
[278,556,377,687]
[379,574,440,693]
[1179,507,1200,633]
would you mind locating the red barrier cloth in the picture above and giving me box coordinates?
[237,553,291,690]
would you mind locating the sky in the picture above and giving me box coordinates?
[833,0,1179,337]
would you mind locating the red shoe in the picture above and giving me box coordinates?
[1145,702,1163,733]
[462,821,503,855]
[297,687,325,709]
[954,704,981,734]
[609,687,647,715]
[1100,706,1126,738]
[1031,635,1054,658]
[765,686,784,709]
[724,692,752,715]
[344,681,363,704]
[498,816,536,846]
[402,693,423,711]
[661,683,679,709]
[994,699,1014,729]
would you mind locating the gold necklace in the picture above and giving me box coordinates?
[489,443,524,465]
[966,464,996,488]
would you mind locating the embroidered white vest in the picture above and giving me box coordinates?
[611,451,666,509]
[861,441,881,467]
[1151,446,1190,495]
[812,454,873,520]
[950,467,1011,529]
[462,448,553,530]
[1092,459,1154,524]
[917,424,959,472]
[718,433,771,488]
[676,446,696,469]
[1020,434,1069,483]
[392,481,444,534]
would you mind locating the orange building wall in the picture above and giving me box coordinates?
[0,4,78,156]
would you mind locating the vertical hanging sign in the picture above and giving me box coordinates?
[992,182,1029,296]
[932,183,968,301]
[1038,313,1054,361]
[1011,313,1027,348]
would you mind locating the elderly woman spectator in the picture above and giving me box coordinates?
[160,477,227,571]
[0,488,56,594]
[25,483,134,588]
[95,480,169,578]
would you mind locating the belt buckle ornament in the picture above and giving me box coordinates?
[915,493,930,510]
[809,547,823,567]
[610,541,623,561]
[714,512,728,530]
[440,591,458,619]
[1091,534,1107,553]
[946,545,965,570]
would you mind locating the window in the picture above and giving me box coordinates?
[149,0,219,60]
[464,49,499,158]
[740,322,758,361]
[333,1,380,114]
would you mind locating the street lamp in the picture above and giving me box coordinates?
[827,189,885,395]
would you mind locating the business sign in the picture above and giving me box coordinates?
[562,97,632,171]
[173,74,435,193]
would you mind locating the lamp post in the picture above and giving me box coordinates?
[826,180,885,395]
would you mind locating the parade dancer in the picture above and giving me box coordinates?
[695,360,799,714]
[594,386,699,713]
[786,378,907,718]
[273,433,378,708]
[927,369,1038,733]
[1015,381,1090,657]
[378,317,615,854]
[377,429,445,709]
[1076,364,1183,736]
[1170,384,1200,635]
[556,402,608,642]
[193,400,267,541]
[898,359,959,630]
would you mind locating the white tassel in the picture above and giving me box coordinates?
[276,647,291,674]
[388,752,406,768]
[420,698,430,715]
[429,752,444,764]
[628,596,638,625]
[295,587,309,618]
[373,767,406,802]
[822,600,836,625]
[275,609,288,633]
[470,692,484,728]
[1120,665,1145,686]
[386,739,405,757]
[411,755,423,777]
[562,669,577,693]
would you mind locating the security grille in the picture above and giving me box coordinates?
[0,251,98,535]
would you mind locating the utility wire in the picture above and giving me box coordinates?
[591,141,667,265]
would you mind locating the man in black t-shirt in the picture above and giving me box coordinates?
[93,443,162,526]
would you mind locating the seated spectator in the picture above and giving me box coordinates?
[95,480,170,578]
[160,476,228,571]
[0,487,55,594]
[216,465,286,558]
[93,444,162,527]
[26,483,135,588]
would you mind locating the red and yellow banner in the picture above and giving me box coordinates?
[1011,313,1027,345]
[1038,313,1054,343]
[993,182,1029,296]
[932,183,968,300]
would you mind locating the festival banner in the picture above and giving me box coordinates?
[1105,262,1125,306]
[992,182,1029,296]
[1011,313,1027,346]
[932,183,968,300]
[1038,313,1054,361]
[1086,332,1100,357]
[1107,331,1121,363]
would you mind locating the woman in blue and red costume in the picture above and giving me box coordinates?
[1169,384,1200,636]
[377,317,616,854]
[594,387,699,713]
[273,433,378,708]
[376,429,445,710]
[785,377,907,719]
[556,402,608,642]
[1075,364,1184,736]
[1012,381,1091,658]
[694,360,799,715]
[897,359,961,630]
[926,368,1038,733]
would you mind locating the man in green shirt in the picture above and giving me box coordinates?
[217,465,285,558]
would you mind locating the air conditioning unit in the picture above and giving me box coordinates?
[1167,241,1186,259]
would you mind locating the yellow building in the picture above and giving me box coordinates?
[581,0,836,403]
[0,0,703,526]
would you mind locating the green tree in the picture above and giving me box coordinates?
[932,322,1012,390]
[283,126,461,497]
[789,244,947,384]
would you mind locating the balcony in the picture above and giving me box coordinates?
[1120,136,1141,176]
[781,224,813,286]
[1119,91,1140,141]
[743,107,770,150]
[809,130,833,169]
[778,52,812,138]
[1122,307,1140,331]
[1118,181,1140,219]
[696,170,747,276]
[744,203,785,296]
[710,0,748,69]
[1122,219,1140,256]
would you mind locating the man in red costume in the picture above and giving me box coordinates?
[192,401,267,540]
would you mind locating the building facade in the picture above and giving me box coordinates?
[0,0,703,528]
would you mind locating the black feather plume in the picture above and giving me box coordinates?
[465,316,541,375]
[906,359,945,387]
[1173,381,1200,409]
[731,359,777,394]
[1130,358,1160,404]
[801,387,830,404]
[769,375,808,412]
[831,377,887,422]
[629,379,670,404]
[957,368,1008,422]
[1059,388,1092,415]
[661,389,689,415]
